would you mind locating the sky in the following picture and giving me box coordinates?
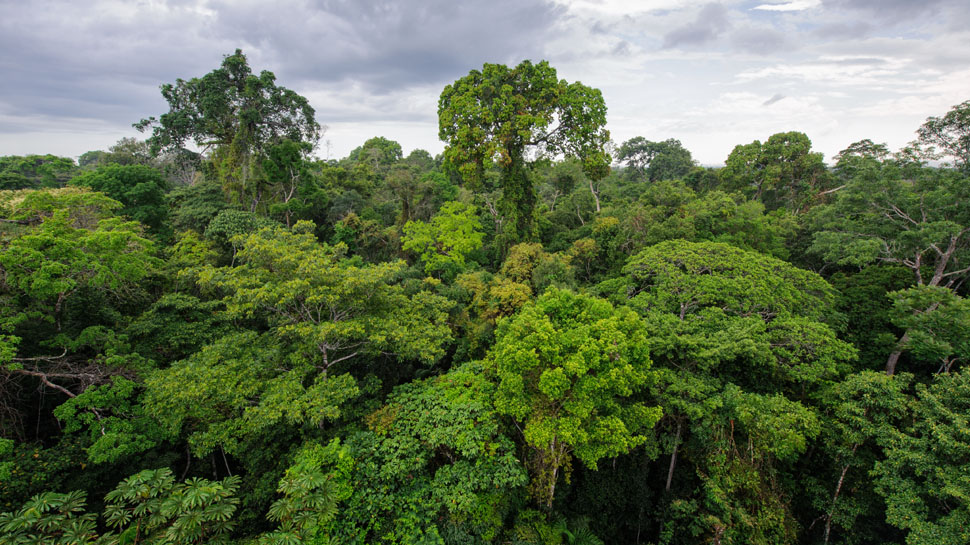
[1,0,968,166]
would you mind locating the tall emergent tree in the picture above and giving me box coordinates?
[916,99,970,171]
[616,137,695,183]
[721,131,829,211]
[135,49,321,210]
[438,60,611,244]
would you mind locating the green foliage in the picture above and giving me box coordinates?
[167,180,229,234]
[608,240,853,544]
[511,511,604,545]
[800,371,912,545]
[500,243,573,295]
[203,208,278,255]
[486,288,661,508]
[260,440,351,545]
[125,293,232,364]
[439,60,610,243]
[916,99,970,171]
[403,201,484,277]
[145,332,354,457]
[333,361,526,544]
[810,165,970,373]
[874,368,970,545]
[8,55,970,545]
[721,131,829,211]
[0,155,78,190]
[810,167,970,284]
[104,468,240,545]
[53,377,166,464]
[348,136,403,177]
[136,49,320,157]
[829,265,912,371]
[889,285,970,374]
[0,490,99,545]
[1,186,122,228]
[833,139,891,181]
[617,239,834,322]
[616,137,695,183]
[200,222,453,368]
[70,165,170,236]
[614,181,796,260]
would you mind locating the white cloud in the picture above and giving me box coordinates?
[753,0,821,12]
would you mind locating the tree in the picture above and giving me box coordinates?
[810,166,970,374]
[873,368,970,545]
[347,136,403,178]
[0,155,78,190]
[135,50,321,210]
[0,189,159,434]
[147,222,452,457]
[262,139,315,228]
[136,49,320,157]
[604,240,854,545]
[721,131,829,211]
[438,60,610,244]
[70,165,170,237]
[833,139,890,181]
[615,137,695,182]
[889,285,970,374]
[915,99,970,171]
[260,440,350,545]
[805,371,912,545]
[486,288,661,510]
[331,362,526,543]
[402,201,484,277]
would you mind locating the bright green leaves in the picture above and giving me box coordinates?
[200,222,452,367]
[53,377,165,464]
[889,285,970,374]
[618,239,834,323]
[402,201,484,277]
[438,60,610,243]
[104,468,240,545]
[2,470,239,545]
[332,362,526,543]
[874,368,970,545]
[0,188,160,422]
[1,209,157,308]
[148,222,452,457]
[260,440,351,545]
[146,332,358,457]
[611,240,852,544]
[0,490,98,545]
[486,288,660,508]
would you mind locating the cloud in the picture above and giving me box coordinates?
[753,0,821,11]
[821,0,950,22]
[730,26,789,53]
[662,3,731,49]
[763,93,786,105]
[0,0,565,137]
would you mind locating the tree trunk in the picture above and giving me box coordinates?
[885,333,907,376]
[588,178,601,212]
[665,419,683,492]
[823,462,851,544]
